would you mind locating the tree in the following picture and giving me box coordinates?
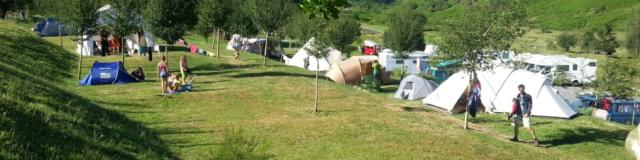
[299,0,349,113]
[223,0,259,38]
[324,18,361,57]
[383,5,425,79]
[595,24,619,56]
[247,0,292,66]
[627,7,640,57]
[436,0,527,129]
[557,33,576,52]
[595,60,639,98]
[195,0,230,59]
[52,0,103,80]
[581,30,598,53]
[143,0,197,60]
[102,0,143,64]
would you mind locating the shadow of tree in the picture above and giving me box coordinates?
[0,30,177,159]
[226,71,316,79]
[543,127,629,147]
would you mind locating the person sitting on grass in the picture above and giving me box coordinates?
[130,66,145,82]
[167,74,183,94]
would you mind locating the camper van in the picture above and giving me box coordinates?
[517,53,597,86]
[378,49,431,74]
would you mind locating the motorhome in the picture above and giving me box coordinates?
[515,53,597,86]
[378,49,431,74]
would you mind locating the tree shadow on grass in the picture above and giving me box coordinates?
[226,71,316,79]
[543,127,629,147]
[0,31,177,159]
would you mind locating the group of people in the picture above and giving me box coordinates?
[157,55,192,94]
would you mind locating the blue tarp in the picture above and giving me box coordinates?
[79,61,139,86]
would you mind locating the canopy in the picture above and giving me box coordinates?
[423,68,578,118]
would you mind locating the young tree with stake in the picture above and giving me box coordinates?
[248,0,292,66]
[436,0,527,130]
[383,5,426,79]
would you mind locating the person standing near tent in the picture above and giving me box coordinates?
[372,60,381,83]
[157,55,170,93]
[232,34,242,60]
[179,55,189,82]
[508,84,539,145]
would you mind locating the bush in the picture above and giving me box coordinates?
[552,69,569,86]
[212,129,271,160]
[358,75,381,92]
[417,72,436,81]
[557,33,577,51]
[390,68,405,81]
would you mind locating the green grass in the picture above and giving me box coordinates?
[1,19,636,159]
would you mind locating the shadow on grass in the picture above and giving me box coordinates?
[543,127,629,147]
[226,71,315,79]
[402,106,430,112]
[0,31,177,159]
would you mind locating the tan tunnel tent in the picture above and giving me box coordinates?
[325,56,390,85]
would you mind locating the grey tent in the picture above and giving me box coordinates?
[32,18,68,37]
[394,75,438,100]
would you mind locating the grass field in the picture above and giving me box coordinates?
[1,19,637,159]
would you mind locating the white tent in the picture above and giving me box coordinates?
[283,38,342,71]
[394,75,439,100]
[76,35,96,56]
[422,68,577,118]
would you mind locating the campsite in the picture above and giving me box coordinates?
[2,0,640,159]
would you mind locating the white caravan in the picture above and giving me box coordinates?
[378,49,431,74]
[515,53,597,86]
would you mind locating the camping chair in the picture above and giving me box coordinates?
[180,74,196,92]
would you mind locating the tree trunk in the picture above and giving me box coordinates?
[211,29,215,49]
[464,71,475,130]
[216,28,220,59]
[121,37,125,64]
[263,33,269,66]
[58,26,63,47]
[77,36,84,80]
[314,59,319,113]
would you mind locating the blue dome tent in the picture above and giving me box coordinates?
[79,61,139,86]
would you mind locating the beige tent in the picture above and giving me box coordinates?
[325,56,390,85]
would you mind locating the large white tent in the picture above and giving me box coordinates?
[422,68,578,118]
[283,38,342,71]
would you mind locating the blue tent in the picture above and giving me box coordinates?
[79,61,139,86]
[32,18,69,37]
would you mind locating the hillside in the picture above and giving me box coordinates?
[352,0,640,31]
[1,19,636,159]
[0,20,175,159]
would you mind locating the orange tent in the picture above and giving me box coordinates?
[325,56,390,85]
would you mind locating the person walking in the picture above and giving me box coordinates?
[508,84,539,145]
[157,55,170,94]
[179,55,189,82]
[232,34,242,60]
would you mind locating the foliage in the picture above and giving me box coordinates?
[417,72,437,81]
[581,30,598,53]
[557,33,577,52]
[212,129,271,160]
[0,0,35,19]
[52,0,103,36]
[436,0,527,73]
[627,6,640,57]
[358,75,381,92]
[390,68,405,81]
[552,69,569,86]
[102,0,143,38]
[594,24,619,56]
[194,0,231,42]
[247,0,292,33]
[323,18,361,57]
[143,0,197,44]
[595,60,639,98]
[223,0,259,37]
[299,0,350,19]
[383,5,425,78]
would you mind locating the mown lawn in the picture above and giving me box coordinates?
[2,19,636,159]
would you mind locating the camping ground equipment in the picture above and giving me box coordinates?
[79,61,139,86]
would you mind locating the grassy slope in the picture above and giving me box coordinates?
[1,19,635,159]
[0,20,176,159]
